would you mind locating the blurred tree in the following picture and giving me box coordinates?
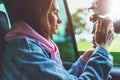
[71,8,89,34]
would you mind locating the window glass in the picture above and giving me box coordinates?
[67,0,120,66]
[53,0,76,62]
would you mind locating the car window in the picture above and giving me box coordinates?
[52,0,76,62]
[67,0,120,66]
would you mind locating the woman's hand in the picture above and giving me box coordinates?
[81,45,95,62]
[95,18,114,50]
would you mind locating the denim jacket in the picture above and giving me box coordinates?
[1,37,113,80]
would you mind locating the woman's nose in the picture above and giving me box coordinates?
[57,18,62,24]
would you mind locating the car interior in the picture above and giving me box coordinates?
[0,0,120,80]
[0,10,9,78]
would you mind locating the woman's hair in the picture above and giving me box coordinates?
[16,0,54,40]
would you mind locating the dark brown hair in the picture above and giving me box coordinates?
[16,0,54,40]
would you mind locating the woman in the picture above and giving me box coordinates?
[2,0,114,80]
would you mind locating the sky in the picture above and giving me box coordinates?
[67,0,93,13]
[67,0,120,20]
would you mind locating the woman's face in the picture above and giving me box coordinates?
[48,0,62,34]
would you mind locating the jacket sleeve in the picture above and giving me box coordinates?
[68,46,113,80]
[78,46,113,80]
[10,38,112,80]
[68,57,87,77]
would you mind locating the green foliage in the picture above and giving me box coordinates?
[72,9,85,33]
[71,8,89,34]
[77,40,92,51]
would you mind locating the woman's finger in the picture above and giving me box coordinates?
[96,20,102,32]
[105,21,114,42]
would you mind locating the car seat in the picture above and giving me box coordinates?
[0,10,9,78]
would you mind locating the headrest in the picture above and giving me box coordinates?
[0,11,10,79]
[3,0,18,24]
[0,11,9,46]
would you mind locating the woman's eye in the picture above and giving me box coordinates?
[54,10,58,15]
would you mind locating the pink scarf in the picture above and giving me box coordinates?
[5,21,62,67]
